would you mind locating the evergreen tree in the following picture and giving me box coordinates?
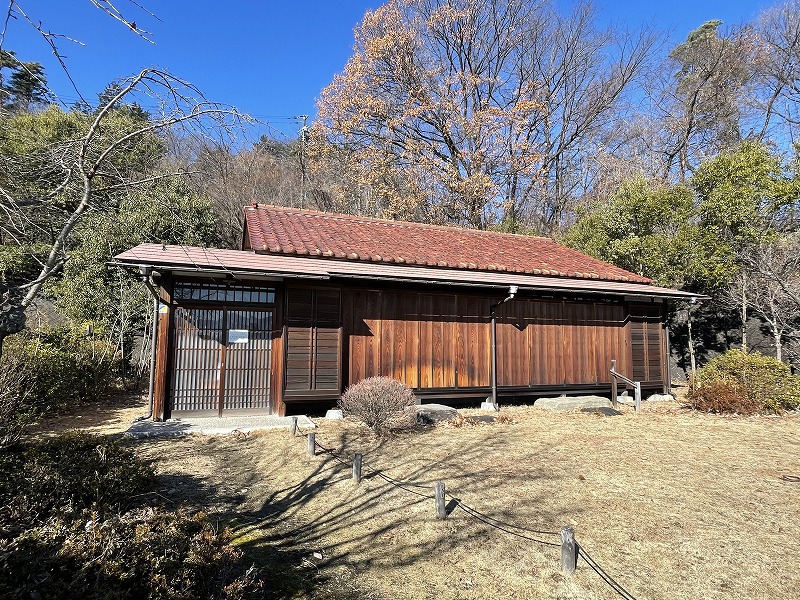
[0,50,50,112]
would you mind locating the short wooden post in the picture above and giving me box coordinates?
[307,432,316,456]
[289,416,298,436]
[610,359,618,409]
[353,453,363,484]
[634,381,642,412]
[561,526,577,573]
[434,481,446,519]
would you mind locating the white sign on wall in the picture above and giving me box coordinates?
[228,329,249,344]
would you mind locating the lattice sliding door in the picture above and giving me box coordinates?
[170,307,273,414]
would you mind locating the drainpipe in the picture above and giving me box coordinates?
[488,285,519,410]
[133,267,160,422]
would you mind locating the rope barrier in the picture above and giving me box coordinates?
[443,491,560,539]
[296,426,639,599]
[578,546,638,600]
[446,495,560,547]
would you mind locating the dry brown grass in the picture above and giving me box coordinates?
[41,394,799,599]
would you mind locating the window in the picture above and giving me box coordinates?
[173,281,275,304]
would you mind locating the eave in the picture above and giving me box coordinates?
[112,244,708,301]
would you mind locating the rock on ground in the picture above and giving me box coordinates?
[414,403,459,424]
[647,393,675,402]
[534,395,612,411]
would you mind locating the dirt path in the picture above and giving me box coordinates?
[30,391,149,437]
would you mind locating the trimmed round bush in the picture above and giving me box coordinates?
[338,376,417,434]
[689,350,800,414]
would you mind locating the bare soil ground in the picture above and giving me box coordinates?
[29,391,148,436]
[38,393,800,600]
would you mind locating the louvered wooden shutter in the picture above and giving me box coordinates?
[630,305,663,382]
[285,289,341,394]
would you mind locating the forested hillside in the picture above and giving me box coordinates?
[1,0,799,377]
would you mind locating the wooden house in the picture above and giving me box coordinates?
[113,204,699,419]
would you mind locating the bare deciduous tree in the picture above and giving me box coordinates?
[315,0,656,233]
[518,1,658,232]
[646,20,756,183]
[316,0,543,229]
[728,235,800,363]
[1,0,160,105]
[187,141,302,249]
[0,68,245,355]
[752,0,800,144]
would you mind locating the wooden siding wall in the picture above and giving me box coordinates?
[345,289,660,391]
[495,300,630,386]
[345,290,490,389]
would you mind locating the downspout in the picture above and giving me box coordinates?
[487,285,519,410]
[133,267,161,422]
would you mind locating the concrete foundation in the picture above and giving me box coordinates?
[125,415,316,438]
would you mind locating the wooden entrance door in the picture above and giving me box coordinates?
[171,307,273,415]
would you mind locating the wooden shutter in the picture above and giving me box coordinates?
[630,305,663,382]
[285,288,341,396]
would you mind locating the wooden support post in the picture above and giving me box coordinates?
[561,526,577,573]
[307,432,316,456]
[353,453,363,484]
[634,382,642,412]
[434,481,446,520]
[289,416,298,437]
[610,359,618,409]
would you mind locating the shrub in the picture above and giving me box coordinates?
[689,350,800,414]
[338,376,417,434]
[686,380,761,414]
[0,432,155,534]
[0,433,265,599]
[0,326,117,415]
[0,355,36,449]
[0,508,264,600]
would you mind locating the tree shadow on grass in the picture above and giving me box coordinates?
[209,425,577,599]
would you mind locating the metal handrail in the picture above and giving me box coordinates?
[609,359,642,412]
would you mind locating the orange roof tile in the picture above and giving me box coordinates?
[243,204,651,284]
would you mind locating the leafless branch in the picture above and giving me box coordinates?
[0,67,252,346]
[87,0,156,43]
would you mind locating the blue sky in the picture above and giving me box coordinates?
[2,0,770,139]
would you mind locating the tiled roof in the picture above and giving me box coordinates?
[244,204,651,284]
[112,244,703,300]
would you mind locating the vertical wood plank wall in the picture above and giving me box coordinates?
[494,299,631,386]
[270,288,286,415]
[344,288,660,391]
